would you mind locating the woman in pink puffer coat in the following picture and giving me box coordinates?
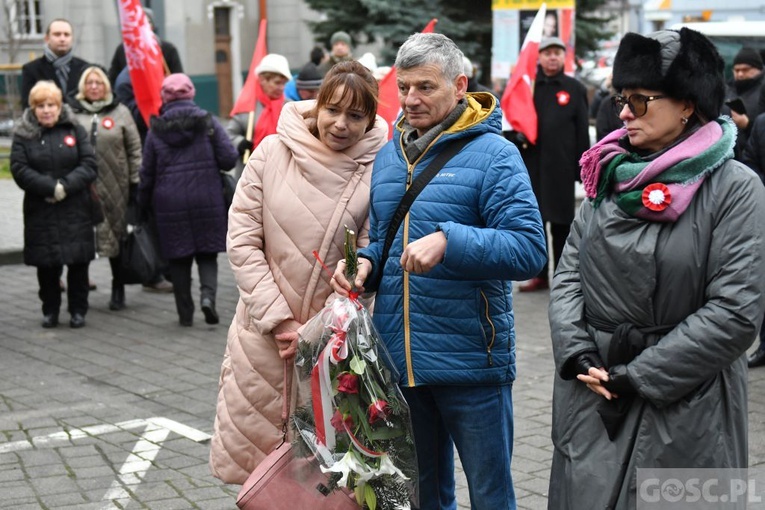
[210,61,388,484]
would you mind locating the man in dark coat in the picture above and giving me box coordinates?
[20,19,90,108]
[515,37,590,291]
[741,111,765,367]
[724,47,764,161]
[106,7,183,86]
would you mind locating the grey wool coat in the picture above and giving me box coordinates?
[73,100,142,258]
[548,159,765,509]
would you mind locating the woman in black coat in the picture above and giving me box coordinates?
[11,80,98,328]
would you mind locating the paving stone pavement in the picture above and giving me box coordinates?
[1,177,764,510]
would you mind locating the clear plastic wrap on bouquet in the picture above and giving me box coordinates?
[293,293,419,510]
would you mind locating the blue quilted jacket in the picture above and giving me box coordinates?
[359,93,546,387]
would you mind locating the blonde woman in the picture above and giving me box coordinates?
[71,66,142,310]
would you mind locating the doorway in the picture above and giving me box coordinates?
[214,6,233,116]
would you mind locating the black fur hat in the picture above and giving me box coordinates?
[612,28,724,121]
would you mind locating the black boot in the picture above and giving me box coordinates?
[201,297,219,324]
[109,281,126,311]
[42,313,59,328]
[749,346,765,368]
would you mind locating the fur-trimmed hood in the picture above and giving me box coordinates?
[612,27,725,122]
[14,103,77,140]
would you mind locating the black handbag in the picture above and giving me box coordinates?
[119,211,161,284]
[221,171,236,210]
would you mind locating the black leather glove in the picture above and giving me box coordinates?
[601,364,636,395]
[138,205,151,225]
[237,138,251,156]
[571,351,605,376]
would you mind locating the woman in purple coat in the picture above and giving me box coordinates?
[138,73,238,326]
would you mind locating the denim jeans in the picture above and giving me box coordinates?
[401,384,516,510]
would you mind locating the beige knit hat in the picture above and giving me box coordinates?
[255,54,292,80]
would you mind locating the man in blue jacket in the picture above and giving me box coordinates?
[331,32,546,510]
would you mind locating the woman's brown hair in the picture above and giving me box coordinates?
[308,60,379,133]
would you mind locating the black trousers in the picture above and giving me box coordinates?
[108,254,123,285]
[38,263,89,316]
[167,253,218,322]
[538,222,570,281]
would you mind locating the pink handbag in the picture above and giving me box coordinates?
[236,361,360,510]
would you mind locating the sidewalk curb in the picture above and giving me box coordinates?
[0,249,23,266]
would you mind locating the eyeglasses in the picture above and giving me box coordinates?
[611,94,667,117]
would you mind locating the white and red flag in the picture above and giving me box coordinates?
[377,18,438,140]
[500,3,546,145]
[230,19,268,117]
[117,0,165,125]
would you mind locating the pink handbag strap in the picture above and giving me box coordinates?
[279,359,293,441]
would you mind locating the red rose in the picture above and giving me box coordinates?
[368,400,390,424]
[331,409,354,431]
[336,372,359,394]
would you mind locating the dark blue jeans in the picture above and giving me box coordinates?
[401,384,516,510]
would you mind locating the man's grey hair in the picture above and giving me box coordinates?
[395,33,465,82]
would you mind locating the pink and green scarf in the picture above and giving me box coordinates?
[579,118,736,222]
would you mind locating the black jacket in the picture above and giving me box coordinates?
[595,96,624,142]
[107,40,183,85]
[21,55,90,108]
[742,111,765,185]
[724,73,765,160]
[518,68,590,224]
[10,105,98,267]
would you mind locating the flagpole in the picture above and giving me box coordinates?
[243,111,255,163]
[259,0,267,21]
[243,0,264,163]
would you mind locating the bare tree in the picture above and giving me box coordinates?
[1,0,22,119]
[2,0,21,63]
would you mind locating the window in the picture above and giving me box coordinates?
[10,0,43,38]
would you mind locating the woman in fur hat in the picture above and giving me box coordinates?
[548,28,765,509]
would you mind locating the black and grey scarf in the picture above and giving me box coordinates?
[401,98,468,163]
[44,45,74,95]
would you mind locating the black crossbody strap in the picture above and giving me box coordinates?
[371,133,480,288]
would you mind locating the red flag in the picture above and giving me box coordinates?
[230,19,268,117]
[117,0,165,125]
[559,8,576,74]
[500,4,546,145]
[377,19,438,140]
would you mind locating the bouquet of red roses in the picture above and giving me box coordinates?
[293,229,418,510]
